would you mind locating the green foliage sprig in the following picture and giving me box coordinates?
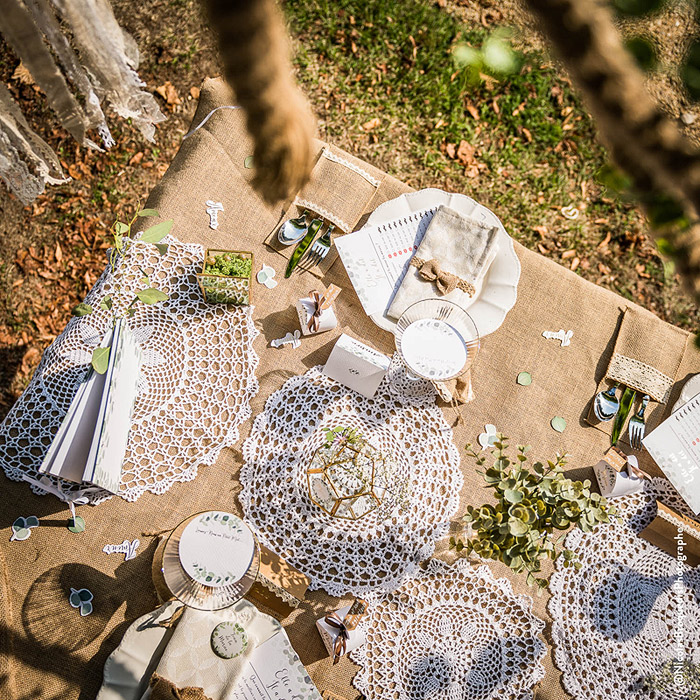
[72,208,173,374]
[450,436,617,591]
[203,253,252,278]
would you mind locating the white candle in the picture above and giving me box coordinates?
[400,319,468,380]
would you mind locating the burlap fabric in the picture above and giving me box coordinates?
[2,77,700,700]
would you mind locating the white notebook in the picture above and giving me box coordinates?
[643,393,700,514]
[40,319,141,494]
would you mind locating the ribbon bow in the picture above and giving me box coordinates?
[410,257,475,297]
[306,284,341,332]
[324,612,349,664]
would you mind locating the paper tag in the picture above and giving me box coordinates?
[211,621,248,659]
[319,284,341,311]
[603,445,627,473]
[342,598,368,631]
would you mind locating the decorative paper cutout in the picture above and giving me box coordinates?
[205,200,224,230]
[211,621,248,659]
[517,371,532,386]
[478,424,498,449]
[542,329,573,347]
[69,588,94,616]
[271,330,301,349]
[551,416,567,433]
[256,264,278,289]
[103,539,140,561]
[10,516,39,542]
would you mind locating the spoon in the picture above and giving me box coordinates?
[594,384,620,421]
[277,210,309,245]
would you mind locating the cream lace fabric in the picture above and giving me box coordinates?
[607,353,674,404]
[0,0,164,203]
[240,363,462,596]
[0,235,259,504]
[549,478,700,700]
[351,558,546,700]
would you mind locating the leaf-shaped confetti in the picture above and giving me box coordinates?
[551,416,567,433]
[244,155,254,169]
[69,590,82,608]
[25,516,39,528]
[78,588,93,602]
[12,517,26,530]
[80,601,93,616]
[11,528,31,541]
[91,347,110,375]
[68,516,86,533]
[517,371,532,386]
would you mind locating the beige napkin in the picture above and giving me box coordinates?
[141,600,278,700]
[387,205,498,320]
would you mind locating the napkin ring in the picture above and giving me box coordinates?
[410,257,475,297]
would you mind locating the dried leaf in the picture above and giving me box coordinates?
[445,142,456,159]
[465,103,480,120]
[361,117,381,131]
[562,249,577,259]
[55,242,63,262]
[155,81,181,106]
[12,62,34,85]
[456,140,475,166]
[189,86,201,100]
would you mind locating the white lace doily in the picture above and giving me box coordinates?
[549,478,700,700]
[0,235,259,504]
[240,363,463,596]
[351,558,546,700]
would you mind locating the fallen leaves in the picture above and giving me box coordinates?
[155,81,181,108]
[361,117,381,131]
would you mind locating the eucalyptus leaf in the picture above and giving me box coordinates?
[11,527,31,541]
[72,303,93,317]
[504,488,523,504]
[91,347,110,375]
[114,221,129,235]
[137,208,159,217]
[99,296,113,311]
[517,371,532,386]
[140,220,173,244]
[12,517,26,530]
[155,243,168,256]
[551,416,567,433]
[244,155,254,169]
[136,288,168,304]
[68,515,86,533]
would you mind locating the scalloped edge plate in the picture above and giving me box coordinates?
[366,188,521,337]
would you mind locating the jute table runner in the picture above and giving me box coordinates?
[2,77,700,700]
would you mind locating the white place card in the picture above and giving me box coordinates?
[323,334,391,399]
[178,512,255,587]
[643,393,700,514]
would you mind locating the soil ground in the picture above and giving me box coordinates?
[0,0,697,419]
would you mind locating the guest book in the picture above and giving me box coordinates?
[39,318,141,494]
[643,393,700,514]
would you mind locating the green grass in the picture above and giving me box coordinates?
[283,0,699,329]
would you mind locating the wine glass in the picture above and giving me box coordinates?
[394,299,480,383]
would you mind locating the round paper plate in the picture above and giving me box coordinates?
[366,188,521,337]
[162,512,259,611]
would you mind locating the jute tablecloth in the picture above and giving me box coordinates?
[2,77,700,700]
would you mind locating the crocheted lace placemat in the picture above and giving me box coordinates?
[0,235,259,504]
[351,558,546,700]
[549,478,700,700]
[240,361,463,597]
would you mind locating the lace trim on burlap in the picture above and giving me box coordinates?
[256,574,302,608]
[321,148,381,187]
[606,353,673,403]
[294,198,352,233]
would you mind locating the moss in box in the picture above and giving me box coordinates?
[204,253,252,278]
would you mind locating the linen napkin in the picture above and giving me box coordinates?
[587,306,688,443]
[387,205,499,320]
[142,600,278,700]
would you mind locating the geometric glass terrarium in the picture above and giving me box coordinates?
[306,427,404,521]
[197,249,253,305]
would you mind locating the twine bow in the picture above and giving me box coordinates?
[410,257,475,297]
[324,612,349,664]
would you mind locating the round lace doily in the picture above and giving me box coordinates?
[549,478,700,700]
[240,362,463,596]
[0,235,259,504]
[351,558,546,700]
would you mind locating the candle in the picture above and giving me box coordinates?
[400,319,469,380]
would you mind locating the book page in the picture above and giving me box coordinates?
[87,319,142,494]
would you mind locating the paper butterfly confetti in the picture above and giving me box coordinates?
[271,330,301,349]
[69,588,94,616]
[478,424,498,449]
[103,539,140,561]
[256,264,278,289]
[11,516,39,541]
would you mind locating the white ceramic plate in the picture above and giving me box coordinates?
[366,188,521,337]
